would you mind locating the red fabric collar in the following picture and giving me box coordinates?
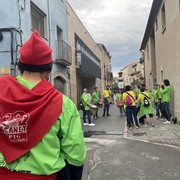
[0,75,62,163]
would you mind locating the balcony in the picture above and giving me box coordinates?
[56,40,72,66]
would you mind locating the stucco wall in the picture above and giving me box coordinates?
[144,0,180,121]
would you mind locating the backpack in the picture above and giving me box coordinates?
[142,93,150,107]
[125,95,133,106]
[79,100,85,110]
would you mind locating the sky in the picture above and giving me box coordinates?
[67,0,153,77]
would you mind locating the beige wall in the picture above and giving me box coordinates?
[143,0,180,121]
[67,3,111,104]
[121,62,143,87]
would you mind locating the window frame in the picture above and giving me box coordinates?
[31,2,47,38]
[161,3,166,33]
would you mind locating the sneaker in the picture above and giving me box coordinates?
[107,114,110,116]
[129,127,133,130]
[152,124,155,127]
[83,123,89,126]
[89,123,95,126]
[135,126,139,129]
[143,124,148,127]
[163,121,171,124]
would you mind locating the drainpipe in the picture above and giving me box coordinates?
[47,0,53,83]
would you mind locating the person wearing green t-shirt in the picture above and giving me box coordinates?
[92,87,100,119]
[81,88,95,126]
[152,84,161,118]
[160,79,173,124]
[116,89,125,116]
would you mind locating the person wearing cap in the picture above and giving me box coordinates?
[0,30,86,180]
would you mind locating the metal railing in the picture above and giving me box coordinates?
[56,40,71,66]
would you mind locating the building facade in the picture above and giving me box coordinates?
[120,61,144,88]
[67,3,112,104]
[140,0,180,122]
[0,0,71,96]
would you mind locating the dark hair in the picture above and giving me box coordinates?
[141,84,146,87]
[125,85,131,91]
[163,79,170,86]
[140,87,145,92]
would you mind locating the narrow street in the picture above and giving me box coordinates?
[82,104,180,180]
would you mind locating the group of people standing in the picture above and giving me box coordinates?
[115,79,172,129]
[80,85,114,126]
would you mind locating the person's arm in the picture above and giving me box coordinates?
[60,96,86,166]
[160,86,169,94]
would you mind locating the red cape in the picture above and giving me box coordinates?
[0,75,62,163]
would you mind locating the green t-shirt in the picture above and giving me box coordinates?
[0,76,86,175]
[92,91,99,103]
[81,93,90,110]
[160,86,172,102]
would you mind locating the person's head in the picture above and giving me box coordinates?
[163,79,170,86]
[125,85,131,91]
[118,89,123,94]
[106,85,110,90]
[18,30,52,79]
[94,87,98,92]
[154,83,158,89]
[141,84,146,88]
[83,88,87,93]
[140,87,145,92]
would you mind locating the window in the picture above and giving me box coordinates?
[31,2,47,38]
[161,4,166,33]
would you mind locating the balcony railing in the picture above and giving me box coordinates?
[56,40,72,66]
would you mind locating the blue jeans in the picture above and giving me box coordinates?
[154,102,160,117]
[162,102,171,121]
[126,106,139,127]
[83,109,91,123]
[103,99,110,115]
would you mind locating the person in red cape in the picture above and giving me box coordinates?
[0,30,86,180]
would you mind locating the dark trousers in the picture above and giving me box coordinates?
[55,161,83,180]
[136,106,144,124]
[159,102,166,119]
[82,109,91,123]
[103,99,110,115]
[154,102,160,117]
[126,106,139,127]
[162,102,171,121]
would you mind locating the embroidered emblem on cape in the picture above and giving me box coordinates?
[0,111,30,143]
